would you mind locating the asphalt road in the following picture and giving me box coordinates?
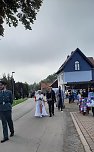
[0,98,65,152]
[0,99,85,152]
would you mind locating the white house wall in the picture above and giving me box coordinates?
[57,73,64,86]
[63,70,92,83]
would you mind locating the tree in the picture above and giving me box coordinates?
[29,73,57,91]
[0,73,30,99]
[29,82,40,91]
[0,0,43,36]
[42,73,57,83]
[14,82,29,99]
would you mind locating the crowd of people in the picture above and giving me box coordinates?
[68,88,94,116]
[1,79,94,144]
[0,81,65,143]
[77,88,94,116]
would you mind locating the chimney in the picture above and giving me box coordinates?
[67,55,69,59]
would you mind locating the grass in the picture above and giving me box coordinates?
[12,98,27,106]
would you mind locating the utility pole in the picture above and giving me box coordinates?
[12,72,15,100]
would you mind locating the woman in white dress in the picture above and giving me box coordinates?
[42,93,48,116]
[34,91,48,117]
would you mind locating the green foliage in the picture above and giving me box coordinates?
[30,73,57,91]
[12,98,27,106]
[0,0,43,36]
[42,73,57,83]
[0,73,29,99]
[15,82,29,99]
[30,82,40,91]
[0,73,12,90]
[1,72,57,97]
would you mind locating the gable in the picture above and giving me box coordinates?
[64,51,92,72]
[56,48,94,74]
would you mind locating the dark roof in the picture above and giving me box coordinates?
[50,79,58,88]
[56,48,94,74]
[88,57,94,65]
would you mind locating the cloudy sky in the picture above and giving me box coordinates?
[0,0,94,84]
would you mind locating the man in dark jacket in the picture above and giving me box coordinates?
[0,80,14,143]
[46,87,56,117]
[56,86,64,111]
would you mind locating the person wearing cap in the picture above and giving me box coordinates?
[0,80,14,143]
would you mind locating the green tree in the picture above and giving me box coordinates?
[15,82,29,99]
[42,73,57,83]
[0,0,43,36]
[0,73,30,99]
[23,82,29,98]
[0,73,12,90]
[29,73,57,91]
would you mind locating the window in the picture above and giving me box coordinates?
[75,61,80,70]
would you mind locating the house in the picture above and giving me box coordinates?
[40,82,51,92]
[56,48,94,91]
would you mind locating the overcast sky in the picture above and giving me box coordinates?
[0,0,94,84]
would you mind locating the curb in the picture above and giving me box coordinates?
[70,112,92,152]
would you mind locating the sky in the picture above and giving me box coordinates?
[0,0,94,84]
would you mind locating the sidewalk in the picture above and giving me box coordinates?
[66,100,94,152]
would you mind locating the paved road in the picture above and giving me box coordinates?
[0,98,85,152]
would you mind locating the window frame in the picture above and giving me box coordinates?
[75,61,80,71]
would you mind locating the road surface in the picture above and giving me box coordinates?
[0,98,85,152]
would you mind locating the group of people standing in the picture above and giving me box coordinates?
[34,86,64,118]
[77,87,94,116]
[0,80,64,143]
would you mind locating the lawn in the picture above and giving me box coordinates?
[12,98,27,106]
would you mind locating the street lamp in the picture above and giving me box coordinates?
[12,72,15,100]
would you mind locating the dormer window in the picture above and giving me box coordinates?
[75,61,80,70]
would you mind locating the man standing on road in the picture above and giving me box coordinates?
[0,80,14,143]
[46,87,56,117]
[56,86,64,111]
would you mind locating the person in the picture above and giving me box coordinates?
[82,89,88,98]
[0,80,14,143]
[88,87,94,116]
[77,91,81,111]
[77,91,81,102]
[42,93,48,116]
[56,86,64,111]
[34,90,48,117]
[42,93,47,106]
[46,87,56,117]
[68,91,72,104]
